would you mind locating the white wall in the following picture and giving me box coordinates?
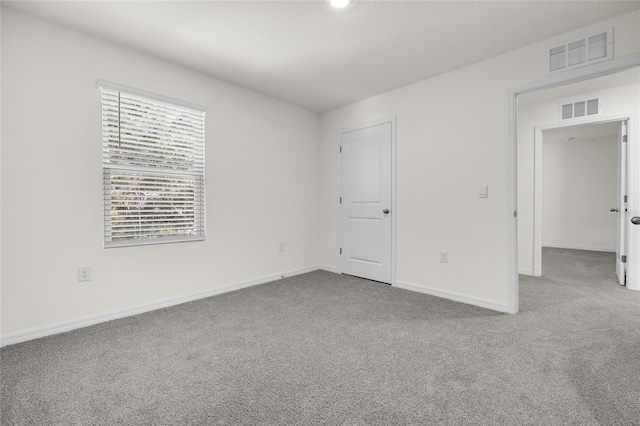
[1,8,321,337]
[542,134,617,251]
[518,82,639,271]
[3,7,640,339]
[319,11,640,309]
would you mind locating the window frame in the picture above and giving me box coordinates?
[99,80,206,248]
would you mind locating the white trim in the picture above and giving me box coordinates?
[542,243,615,253]
[507,86,520,314]
[391,118,397,286]
[0,265,337,348]
[105,235,206,249]
[394,280,510,313]
[508,53,640,315]
[317,264,339,274]
[533,127,543,276]
[98,79,206,112]
[626,112,640,291]
[336,116,397,285]
[533,113,634,276]
[519,268,534,276]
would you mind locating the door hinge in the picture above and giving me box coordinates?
[624,195,627,203]
[340,248,342,255]
[339,196,342,204]
[622,135,627,143]
[514,210,517,218]
[621,255,627,263]
[339,146,342,153]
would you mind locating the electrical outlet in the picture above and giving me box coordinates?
[279,243,285,252]
[439,251,448,263]
[78,266,91,282]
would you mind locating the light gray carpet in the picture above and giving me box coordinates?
[2,248,639,425]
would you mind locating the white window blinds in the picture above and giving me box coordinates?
[100,81,206,248]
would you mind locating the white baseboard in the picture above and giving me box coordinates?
[316,264,338,274]
[518,268,534,276]
[393,280,510,313]
[542,243,615,253]
[0,265,337,348]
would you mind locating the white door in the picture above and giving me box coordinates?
[616,120,628,285]
[625,118,640,291]
[340,121,392,283]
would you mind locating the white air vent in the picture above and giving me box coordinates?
[546,28,613,74]
[560,98,600,120]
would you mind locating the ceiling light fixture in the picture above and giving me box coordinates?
[330,0,351,9]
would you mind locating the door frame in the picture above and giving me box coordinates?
[508,54,640,313]
[532,114,634,277]
[337,116,397,284]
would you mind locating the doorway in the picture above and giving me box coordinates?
[533,119,628,284]
[338,117,396,284]
[508,59,640,313]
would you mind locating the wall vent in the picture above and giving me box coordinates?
[546,28,613,74]
[560,98,600,120]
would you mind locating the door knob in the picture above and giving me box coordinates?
[611,208,619,213]
[383,209,390,214]
[632,217,640,225]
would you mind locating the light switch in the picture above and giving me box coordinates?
[479,185,488,198]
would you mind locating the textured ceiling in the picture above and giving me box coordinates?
[4,1,640,112]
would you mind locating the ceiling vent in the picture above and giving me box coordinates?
[560,98,600,120]
[547,28,613,74]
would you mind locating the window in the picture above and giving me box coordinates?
[100,81,205,248]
